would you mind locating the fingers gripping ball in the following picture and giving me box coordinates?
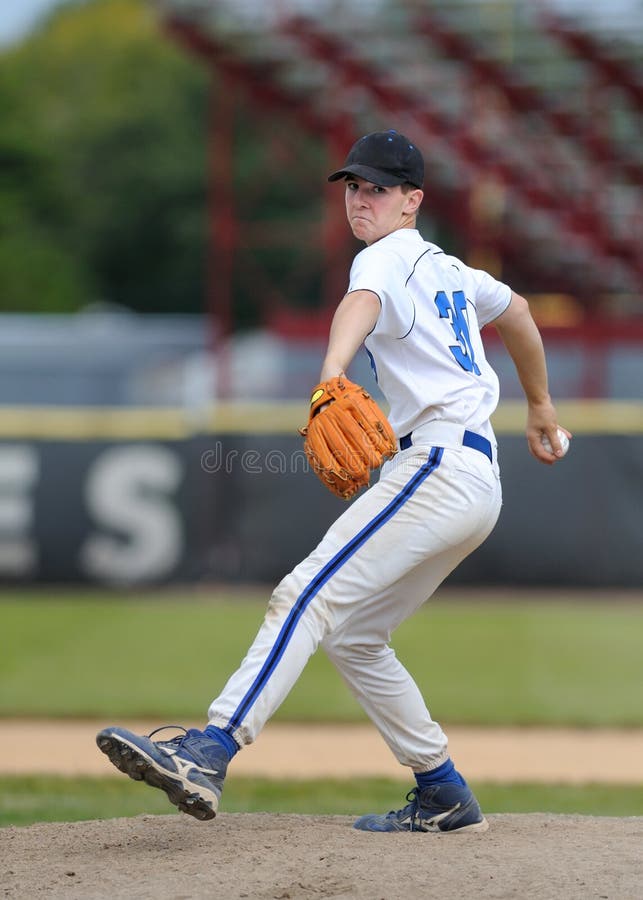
[541,428,570,457]
[299,376,398,499]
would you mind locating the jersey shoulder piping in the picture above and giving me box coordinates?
[404,248,434,288]
[399,249,431,340]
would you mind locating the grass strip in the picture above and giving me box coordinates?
[1,776,642,828]
[1,591,642,726]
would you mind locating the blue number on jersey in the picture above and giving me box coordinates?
[434,290,481,375]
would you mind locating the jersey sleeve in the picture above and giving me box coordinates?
[468,267,512,327]
[347,246,415,339]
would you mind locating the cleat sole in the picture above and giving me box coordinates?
[96,729,217,821]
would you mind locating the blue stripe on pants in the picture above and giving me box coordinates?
[225,446,444,733]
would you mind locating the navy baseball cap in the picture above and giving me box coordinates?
[328,130,424,188]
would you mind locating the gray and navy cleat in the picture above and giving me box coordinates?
[96,725,228,821]
[353,783,488,833]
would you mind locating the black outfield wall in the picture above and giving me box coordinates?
[0,432,640,587]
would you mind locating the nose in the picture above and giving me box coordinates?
[352,187,369,207]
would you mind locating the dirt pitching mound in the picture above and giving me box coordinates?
[2,812,641,899]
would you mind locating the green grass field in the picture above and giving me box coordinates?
[2,777,642,827]
[1,588,642,826]
[1,588,642,725]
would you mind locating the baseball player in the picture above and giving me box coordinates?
[97,130,569,833]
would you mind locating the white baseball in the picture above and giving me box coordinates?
[541,429,570,457]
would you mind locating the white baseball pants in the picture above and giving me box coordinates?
[208,429,502,772]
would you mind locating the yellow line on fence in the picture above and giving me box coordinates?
[0,404,306,440]
[491,400,643,435]
[0,401,641,440]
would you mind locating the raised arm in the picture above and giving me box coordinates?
[319,290,381,381]
[493,291,571,465]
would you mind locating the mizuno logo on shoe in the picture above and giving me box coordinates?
[423,803,461,828]
[162,748,220,778]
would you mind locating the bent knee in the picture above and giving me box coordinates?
[322,635,392,664]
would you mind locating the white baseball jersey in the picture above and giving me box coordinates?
[348,228,511,439]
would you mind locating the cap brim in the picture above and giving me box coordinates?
[327,164,406,186]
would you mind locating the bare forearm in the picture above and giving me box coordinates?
[497,298,551,406]
[494,292,569,463]
[320,342,356,381]
[319,290,380,381]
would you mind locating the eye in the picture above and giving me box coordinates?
[346,181,359,191]
[373,186,386,194]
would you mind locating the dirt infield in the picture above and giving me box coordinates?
[2,719,643,783]
[3,811,642,899]
[2,721,643,898]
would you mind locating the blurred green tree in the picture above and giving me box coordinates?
[0,110,92,312]
[0,0,209,313]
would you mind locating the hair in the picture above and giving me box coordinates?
[401,182,422,194]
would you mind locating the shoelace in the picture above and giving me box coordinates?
[147,725,189,749]
[386,788,422,831]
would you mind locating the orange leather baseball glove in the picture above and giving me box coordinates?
[299,375,397,500]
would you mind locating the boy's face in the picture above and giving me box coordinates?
[344,177,423,245]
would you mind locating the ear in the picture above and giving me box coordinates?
[404,189,424,214]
